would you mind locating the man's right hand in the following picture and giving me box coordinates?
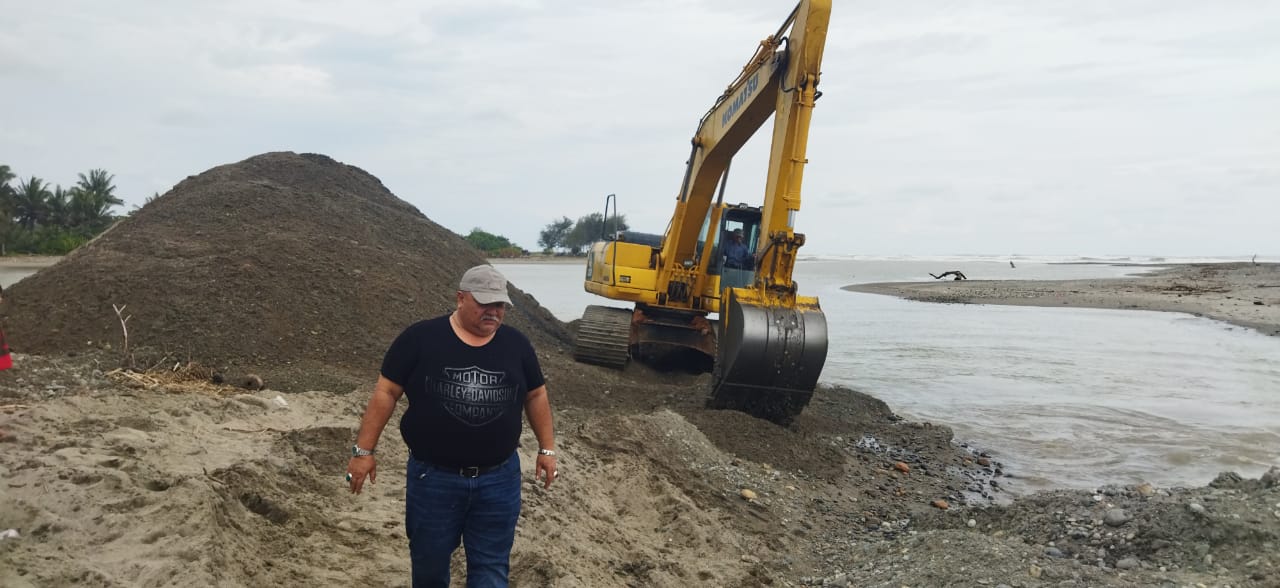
[346,456,376,494]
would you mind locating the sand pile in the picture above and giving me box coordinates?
[1,152,569,392]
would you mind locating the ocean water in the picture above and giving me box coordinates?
[500,255,1280,492]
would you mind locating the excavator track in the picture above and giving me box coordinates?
[572,305,632,369]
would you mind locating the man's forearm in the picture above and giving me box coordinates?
[356,377,402,450]
[524,386,555,450]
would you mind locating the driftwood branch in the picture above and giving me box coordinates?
[112,304,133,369]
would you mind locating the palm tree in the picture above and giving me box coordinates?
[0,165,16,253]
[71,169,124,229]
[0,164,14,197]
[0,165,15,217]
[47,185,72,228]
[13,176,51,229]
[0,165,16,222]
[76,169,122,205]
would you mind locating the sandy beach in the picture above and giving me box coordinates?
[0,256,62,269]
[845,262,1280,337]
[2,155,1277,587]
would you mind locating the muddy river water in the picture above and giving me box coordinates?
[498,256,1280,493]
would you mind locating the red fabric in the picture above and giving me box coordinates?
[0,328,10,371]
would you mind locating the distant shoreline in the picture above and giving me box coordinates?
[488,256,584,265]
[0,255,62,269]
[845,262,1280,337]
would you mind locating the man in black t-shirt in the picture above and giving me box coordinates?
[345,265,557,587]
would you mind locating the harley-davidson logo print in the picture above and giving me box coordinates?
[435,366,515,426]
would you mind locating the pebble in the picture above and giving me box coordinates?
[1028,564,1042,578]
[894,461,910,473]
[966,519,976,528]
[1188,503,1206,514]
[931,499,949,510]
[1103,509,1130,527]
[740,489,757,501]
[1117,557,1140,570]
[1044,547,1065,559]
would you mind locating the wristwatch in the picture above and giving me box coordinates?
[538,448,556,457]
[351,445,376,457]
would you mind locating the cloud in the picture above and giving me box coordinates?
[1,1,1276,256]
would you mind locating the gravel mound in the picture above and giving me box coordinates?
[1,152,569,391]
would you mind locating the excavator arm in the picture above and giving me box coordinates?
[662,0,830,300]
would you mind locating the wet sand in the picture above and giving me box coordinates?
[845,262,1280,336]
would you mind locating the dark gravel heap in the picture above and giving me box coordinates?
[1,152,570,391]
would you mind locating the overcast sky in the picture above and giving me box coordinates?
[3,1,1277,257]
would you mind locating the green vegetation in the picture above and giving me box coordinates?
[0,164,126,255]
[539,213,629,255]
[465,210,631,258]
[464,228,524,258]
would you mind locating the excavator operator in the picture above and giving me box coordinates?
[724,228,752,270]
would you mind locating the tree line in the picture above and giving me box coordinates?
[462,213,631,257]
[0,164,126,255]
[537,213,629,255]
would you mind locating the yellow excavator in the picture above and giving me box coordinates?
[573,0,830,425]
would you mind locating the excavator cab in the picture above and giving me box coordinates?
[713,207,760,289]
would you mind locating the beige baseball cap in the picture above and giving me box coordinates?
[459,265,513,306]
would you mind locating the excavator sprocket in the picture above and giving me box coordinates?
[707,290,828,426]
[572,305,633,369]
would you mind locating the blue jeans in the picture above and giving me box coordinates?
[405,453,522,588]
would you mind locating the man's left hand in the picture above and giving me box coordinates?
[535,453,557,489]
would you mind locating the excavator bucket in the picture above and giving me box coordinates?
[708,288,828,425]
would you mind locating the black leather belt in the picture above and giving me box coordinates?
[413,454,510,478]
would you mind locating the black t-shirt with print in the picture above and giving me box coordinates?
[381,315,545,468]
